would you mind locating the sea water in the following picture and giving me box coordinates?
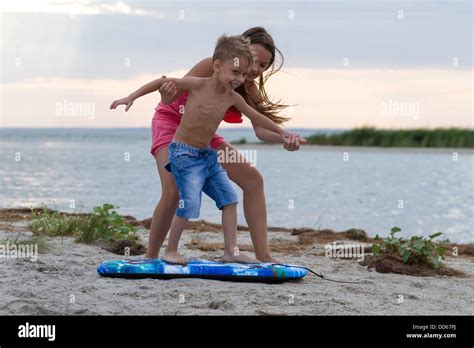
[1,128,472,243]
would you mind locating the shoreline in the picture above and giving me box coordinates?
[3,127,473,149]
[0,208,472,315]
[231,143,474,153]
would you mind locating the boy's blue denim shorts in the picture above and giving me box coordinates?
[164,141,238,219]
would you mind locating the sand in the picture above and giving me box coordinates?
[0,214,473,316]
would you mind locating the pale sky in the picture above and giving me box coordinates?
[1,0,472,129]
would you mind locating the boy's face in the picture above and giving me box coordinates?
[214,56,251,90]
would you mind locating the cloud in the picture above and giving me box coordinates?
[1,68,472,129]
[0,0,164,17]
[266,68,473,129]
[1,0,472,84]
[1,1,472,129]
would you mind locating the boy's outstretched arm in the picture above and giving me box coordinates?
[110,77,201,111]
[233,94,289,140]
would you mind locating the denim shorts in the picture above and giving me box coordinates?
[164,141,238,219]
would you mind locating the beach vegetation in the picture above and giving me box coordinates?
[372,227,446,269]
[306,127,474,148]
[28,204,137,244]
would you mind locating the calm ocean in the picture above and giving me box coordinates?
[1,128,472,243]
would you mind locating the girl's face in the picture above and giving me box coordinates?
[247,44,273,81]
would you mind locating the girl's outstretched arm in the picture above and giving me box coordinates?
[253,126,307,150]
[160,58,215,105]
[110,77,201,111]
[252,123,307,151]
[233,93,288,141]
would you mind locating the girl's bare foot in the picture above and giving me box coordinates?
[162,251,187,265]
[222,251,258,264]
[257,256,279,263]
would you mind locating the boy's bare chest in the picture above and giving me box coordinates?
[189,91,233,120]
[196,103,227,119]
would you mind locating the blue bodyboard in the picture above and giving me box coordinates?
[97,258,307,283]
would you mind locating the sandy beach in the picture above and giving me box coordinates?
[0,209,472,316]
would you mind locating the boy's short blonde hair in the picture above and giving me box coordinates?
[212,34,255,67]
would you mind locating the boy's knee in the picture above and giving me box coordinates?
[222,202,237,210]
[176,201,200,219]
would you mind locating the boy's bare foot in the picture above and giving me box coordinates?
[222,251,258,264]
[162,251,187,265]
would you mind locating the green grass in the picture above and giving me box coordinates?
[0,233,52,254]
[307,127,474,148]
[29,208,89,237]
[231,137,247,145]
[28,204,137,244]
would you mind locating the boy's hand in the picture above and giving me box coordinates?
[110,96,134,112]
[158,75,177,104]
[283,133,307,151]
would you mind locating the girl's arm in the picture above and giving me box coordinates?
[253,124,306,150]
[110,77,201,111]
[243,84,306,149]
[160,57,214,105]
[233,93,288,139]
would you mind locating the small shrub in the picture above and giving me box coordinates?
[28,204,137,244]
[372,227,446,269]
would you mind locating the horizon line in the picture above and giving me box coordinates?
[1,126,472,130]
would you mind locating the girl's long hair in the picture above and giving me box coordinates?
[236,27,290,125]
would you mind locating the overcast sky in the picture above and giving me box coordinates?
[1,0,472,128]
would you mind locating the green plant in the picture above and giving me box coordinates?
[76,204,136,243]
[372,227,447,269]
[233,137,247,145]
[28,204,136,244]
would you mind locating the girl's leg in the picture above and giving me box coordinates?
[221,203,256,263]
[145,146,179,258]
[217,143,277,262]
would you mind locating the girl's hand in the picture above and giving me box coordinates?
[159,75,177,104]
[110,95,134,112]
[283,133,307,151]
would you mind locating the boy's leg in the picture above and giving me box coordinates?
[163,143,208,264]
[221,203,257,263]
[162,215,188,264]
[203,152,256,263]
